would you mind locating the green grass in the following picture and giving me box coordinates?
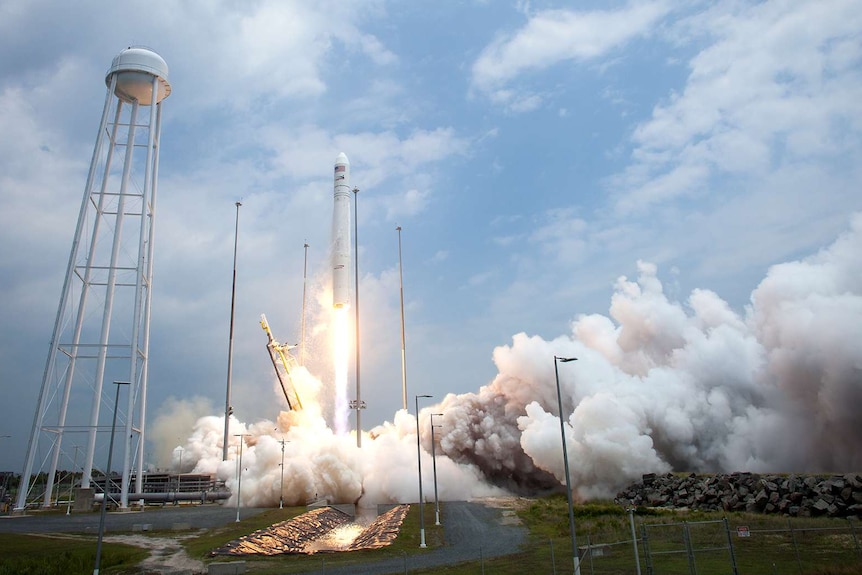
[0,533,148,575]
[408,496,862,575]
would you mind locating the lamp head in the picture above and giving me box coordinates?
[555,356,578,363]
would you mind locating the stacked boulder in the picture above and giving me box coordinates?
[616,472,862,518]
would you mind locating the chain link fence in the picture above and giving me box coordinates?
[372,516,862,575]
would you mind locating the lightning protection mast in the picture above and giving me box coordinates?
[17,47,171,511]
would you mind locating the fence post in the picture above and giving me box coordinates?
[641,523,654,575]
[587,533,594,575]
[629,507,642,575]
[849,517,861,561]
[789,520,803,574]
[683,521,697,575]
[550,538,557,575]
[480,545,485,575]
[723,517,739,575]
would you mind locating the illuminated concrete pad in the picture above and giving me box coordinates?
[211,505,410,556]
[346,504,410,551]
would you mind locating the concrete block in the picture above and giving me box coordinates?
[74,487,94,512]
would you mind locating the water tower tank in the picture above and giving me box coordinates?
[106,47,171,105]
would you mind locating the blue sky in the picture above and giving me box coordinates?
[1,0,861,476]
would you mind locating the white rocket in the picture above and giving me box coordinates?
[332,152,351,308]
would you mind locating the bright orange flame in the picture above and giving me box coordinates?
[332,306,350,435]
[306,523,364,552]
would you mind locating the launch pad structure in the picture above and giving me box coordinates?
[16,47,171,511]
[260,314,303,411]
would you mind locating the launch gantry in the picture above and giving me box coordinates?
[260,314,303,411]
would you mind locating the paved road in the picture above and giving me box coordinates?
[0,500,528,574]
[0,504,268,534]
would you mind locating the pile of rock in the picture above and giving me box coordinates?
[616,472,862,518]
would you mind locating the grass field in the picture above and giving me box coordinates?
[0,532,148,575]
[415,497,862,575]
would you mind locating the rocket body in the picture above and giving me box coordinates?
[332,152,351,308]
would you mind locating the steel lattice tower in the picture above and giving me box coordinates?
[17,47,171,511]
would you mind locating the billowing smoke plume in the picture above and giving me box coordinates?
[162,366,505,509]
[161,215,862,505]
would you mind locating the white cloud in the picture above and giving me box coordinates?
[384,188,429,221]
[358,33,398,66]
[260,125,468,185]
[612,0,862,212]
[430,250,449,264]
[467,270,496,288]
[471,1,670,106]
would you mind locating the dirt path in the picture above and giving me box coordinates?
[105,533,205,574]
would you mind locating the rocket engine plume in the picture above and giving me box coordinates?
[333,307,350,435]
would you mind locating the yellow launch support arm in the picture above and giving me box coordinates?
[260,314,303,410]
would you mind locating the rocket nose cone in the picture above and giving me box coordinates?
[335,152,349,166]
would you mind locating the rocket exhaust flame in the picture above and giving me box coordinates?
[333,307,350,436]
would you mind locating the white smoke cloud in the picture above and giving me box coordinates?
[149,396,217,470]
[510,214,862,497]
[160,215,862,505]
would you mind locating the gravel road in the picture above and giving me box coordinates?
[0,504,268,534]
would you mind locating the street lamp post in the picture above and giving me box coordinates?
[353,187,362,448]
[396,226,408,411]
[66,445,79,515]
[234,434,249,522]
[415,394,432,548]
[554,356,580,575]
[176,446,185,494]
[0,436,10,511]
[300,241,309,366]
[626,501,642,575]
[94,381,129,575]
[279,437,286,510]
[223,201,242,461]
[430,414,443,526]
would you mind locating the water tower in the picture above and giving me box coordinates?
[17,47,171,511]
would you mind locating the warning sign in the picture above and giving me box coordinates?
[737,526,750,537]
